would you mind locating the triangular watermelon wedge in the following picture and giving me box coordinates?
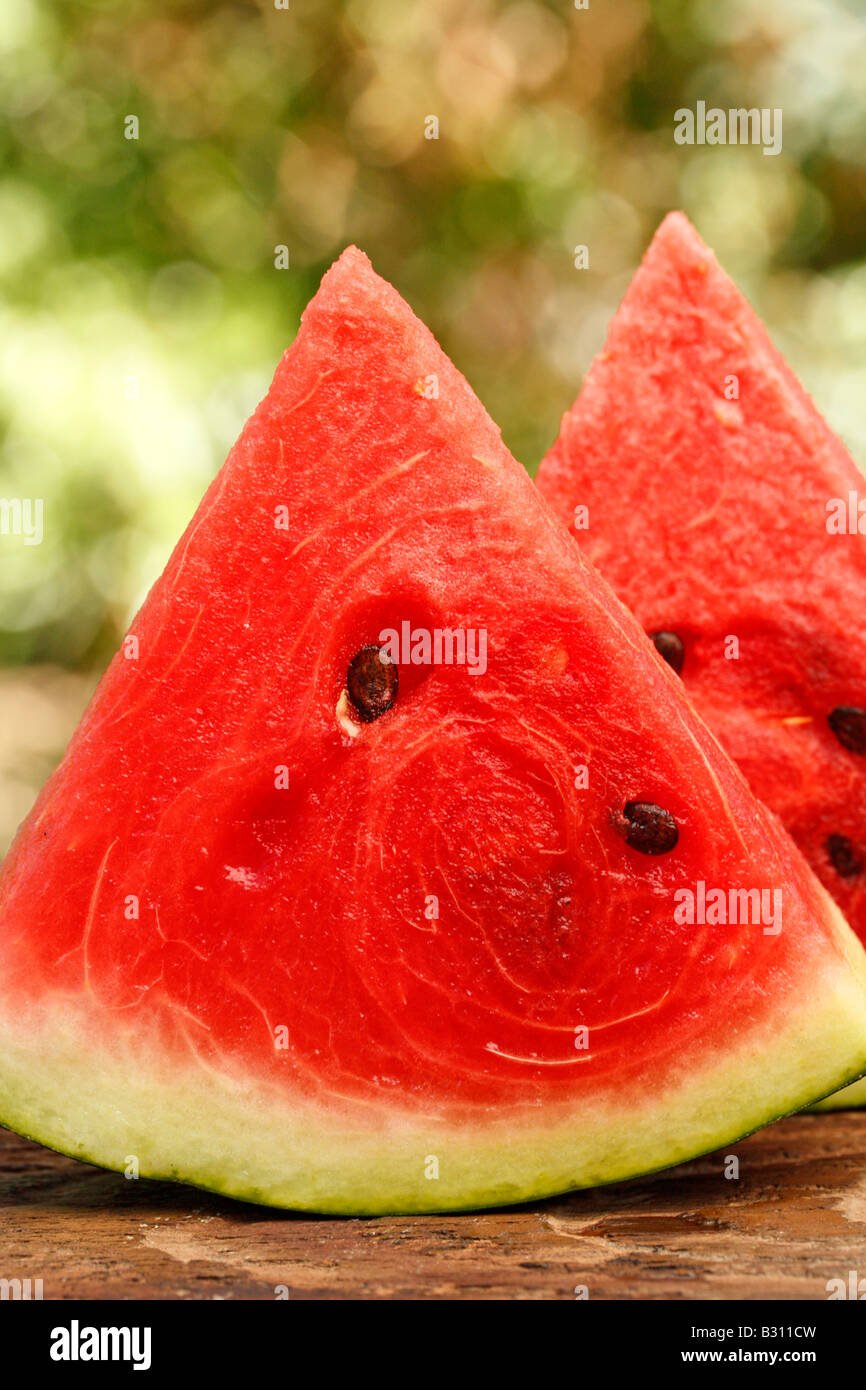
[2,248,866,1213]
[538,211,866,1108]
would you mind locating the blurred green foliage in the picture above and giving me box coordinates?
[1,0,866,671]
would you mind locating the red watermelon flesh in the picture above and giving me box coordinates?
[1,248,866,1213]
[538,212,866,1106]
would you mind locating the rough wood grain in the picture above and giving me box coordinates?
[2,1115,865,1300]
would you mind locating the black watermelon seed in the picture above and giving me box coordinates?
[826,833,863,879]
[650,630,685,676]
[828,706,866,755]
[347,645,398,723]
[614,801,679,856]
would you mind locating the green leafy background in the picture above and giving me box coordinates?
[0,0,865,849]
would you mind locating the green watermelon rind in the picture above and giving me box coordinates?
[3,911,866,1215]
[809,1075,866,1111]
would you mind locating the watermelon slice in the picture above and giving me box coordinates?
[537,212,866,1107]
[2,248,866,1214]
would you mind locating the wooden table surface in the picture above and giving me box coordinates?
[2,1114,865,1301]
